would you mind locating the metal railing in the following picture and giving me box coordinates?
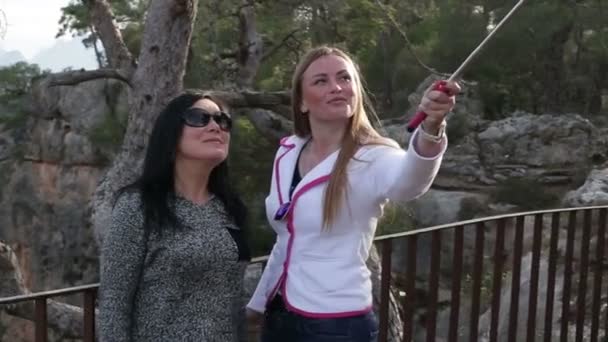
[375,205,608,342]
[2,205,607,341]
[0,284,98,342]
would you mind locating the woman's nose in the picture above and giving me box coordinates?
[330,80,342,93]
[205,117,221,132]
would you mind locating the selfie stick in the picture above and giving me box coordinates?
[406,0,527,132]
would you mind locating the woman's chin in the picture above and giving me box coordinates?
[190,151,228,164]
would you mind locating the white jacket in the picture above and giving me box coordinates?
[247,130,447,318]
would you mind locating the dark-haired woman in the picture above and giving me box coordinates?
[98,91,251,342]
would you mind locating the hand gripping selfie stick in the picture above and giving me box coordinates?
[406,0,527,132]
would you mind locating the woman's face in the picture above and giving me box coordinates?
[176,98,231,165]
[299,54,358,124]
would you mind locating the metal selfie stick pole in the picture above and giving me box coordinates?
[406,0,527,132]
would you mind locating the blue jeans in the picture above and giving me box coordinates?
[261,295,379,342]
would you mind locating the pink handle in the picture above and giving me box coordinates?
[406,80,452,133]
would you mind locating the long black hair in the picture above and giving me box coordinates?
[116,90,247,235]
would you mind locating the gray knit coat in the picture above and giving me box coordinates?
[98,192,248,342]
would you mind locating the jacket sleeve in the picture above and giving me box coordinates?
[98,192,147,342]
[246,142,289,313]
[246,241,285,313]
[371,128,447,203]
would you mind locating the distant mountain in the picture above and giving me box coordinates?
[0,48,26,67]
[0,39,99,72]
[31,39,99,72]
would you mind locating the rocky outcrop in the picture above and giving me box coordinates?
[0,78,128,341]
[387,111,607,192]
[0,78,127,293]
[563,168,608,207]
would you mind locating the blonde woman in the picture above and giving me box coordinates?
[247,46,459,342]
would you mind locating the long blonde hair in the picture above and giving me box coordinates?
[291,46,397,228]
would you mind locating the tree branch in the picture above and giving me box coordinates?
[86,0,136,74]
[206,90,291,119]
[47,69,132,87]
[373,0,447,77]
[242,108,293,143]
[262,29,300,62]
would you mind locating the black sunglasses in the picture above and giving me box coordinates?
[182,108,232,132]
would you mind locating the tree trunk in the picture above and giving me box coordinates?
[91,0,198,244]
[380,29,394,112]
[538,11,573,113]
[236,0,263,90]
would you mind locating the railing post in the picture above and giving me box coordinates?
[544,212,560,342]
[560,211,577,342]
[508,216,525,342]
[35,298,48,342]
[527,214,543,342]
[403,235,418,342]
[590,208,607,342]
[469,222,485,342]
[448,226,464,342]
[83,289,96,342]
[378,239,392,342]
[426,230,441,342]
[575,209,592,342]
[490,218,507,342]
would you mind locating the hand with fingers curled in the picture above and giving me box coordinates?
[417,80,461,134]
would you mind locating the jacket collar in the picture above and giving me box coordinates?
[275,135,340,204]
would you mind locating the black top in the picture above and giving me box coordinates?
[289,140,309,199]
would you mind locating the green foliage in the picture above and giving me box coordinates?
[57,0,608,116]
[87,111,128,156]
[491,177,560,210]
[58,0,149,63]
[0,62,47,95]
[445,113,470,145]
[377,203,418,236]
[228,116,277,256]
[0,109,28,129]
[458,197,486,221]
[0,162,13,202]
[0,62,47,129]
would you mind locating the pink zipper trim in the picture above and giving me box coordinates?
[274,138,295,205]
[269,174,372,317]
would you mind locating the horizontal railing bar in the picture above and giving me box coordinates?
[0,284,100,304]
[376,205,608,241]
[4,205,607,310]
[0,258,270,304]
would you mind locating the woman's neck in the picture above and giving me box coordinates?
[308,118,347,157]
[173,158,213,205]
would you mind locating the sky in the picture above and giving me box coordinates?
[0,0,73,59]
[0,0,97,70]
